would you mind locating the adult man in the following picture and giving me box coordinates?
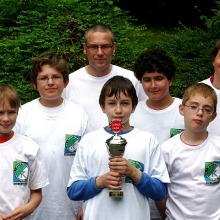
[201,40,220,136]
[62,23,147,130]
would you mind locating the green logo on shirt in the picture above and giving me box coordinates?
[205,161,220,183]
[13,161,29,185]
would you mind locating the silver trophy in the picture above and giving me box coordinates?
[105,120,127,198]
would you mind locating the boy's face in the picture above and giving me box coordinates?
[141,72,172,102]
[0,100,17,136]
[179,94,217,132]
[101,92,135,131]
[34,65,69,106]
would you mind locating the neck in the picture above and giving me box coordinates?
[86,64,112,77]
[0,131,14,143]
[212,72,220,90]
[39,97,63,107]
[147,96,174,110]
[180,130,208,146]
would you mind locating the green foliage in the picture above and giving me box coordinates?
[0,0,219,102]
[149,27,214,98]
[201,0,220,40]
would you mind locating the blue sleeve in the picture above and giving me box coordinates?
[67,177,102,201]
[135,172,167,201]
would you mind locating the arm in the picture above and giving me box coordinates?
[76,208,83,220]
[155,198,167,220]
[4,189,42,220]
[109,157,167,200]
[67,170,123,201]
[67,177,102,201]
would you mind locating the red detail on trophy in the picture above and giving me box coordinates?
[110,120,122,133]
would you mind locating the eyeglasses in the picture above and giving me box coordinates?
[184,104,214,115]
[37,75,63,84]
[85,44,113,51]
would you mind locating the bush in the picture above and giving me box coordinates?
[0,0,219,102]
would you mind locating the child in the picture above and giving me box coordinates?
[159,83,220,219]
[130,48,184,143]
[130,48,184,219]
[13,54,90,219]
[0,84,49,220]
[67,75,170,220]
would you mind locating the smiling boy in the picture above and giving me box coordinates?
[67,75,170,220]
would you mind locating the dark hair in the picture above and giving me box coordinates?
[99,76,138,108]
[31,54,69,88]
[84,23,115,43]
[210,40,220,62]
[133,48,176,81]
[0,84,20,111]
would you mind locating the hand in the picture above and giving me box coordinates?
[76,208,83,220]
[108,157,131,176]
[96,171,122,190]
[3,203,33,220]
[109,157,142,183]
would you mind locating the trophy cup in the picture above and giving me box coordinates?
[106,119,127,198]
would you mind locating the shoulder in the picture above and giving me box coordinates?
[112,65,133,73]
[64,99,86,112]
[18,99,39,115]
[112,65,135,78]
[21,98,38,108]
[13,133,40,153]
[200,78,211,85]
[69,67,86,79]
[161,133,180,151]
[14,133,38,144]
[174,97,182,104]
[78,128,107,147]
[64,100,89,119]
[132,128,159,142]
[208,133,220,143]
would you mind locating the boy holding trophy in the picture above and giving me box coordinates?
[67,76,170,220]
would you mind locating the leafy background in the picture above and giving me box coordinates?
[0,0,220,103]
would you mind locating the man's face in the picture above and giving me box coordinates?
[84,31,116,75]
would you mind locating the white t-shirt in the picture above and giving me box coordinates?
[130,97,184,219]
[13,98,90,219]
[201,78,220,136]
[161,133,220,220]
[68,128,170,220]
[62,65,147,130]
[0,134,49,219]
[130,98,184,144]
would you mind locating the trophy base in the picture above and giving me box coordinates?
[109,189,123,198]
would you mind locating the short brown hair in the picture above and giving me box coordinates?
[182,83,217,113]
[31,54,69,88]
[99,76,138,108]
[84,23,115,44]
[0,84,20,111]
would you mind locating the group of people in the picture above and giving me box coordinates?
[0,23,219,220]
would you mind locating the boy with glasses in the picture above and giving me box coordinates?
[13,54,90,220]
[62,23,147,130]
[157,83,220,220]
